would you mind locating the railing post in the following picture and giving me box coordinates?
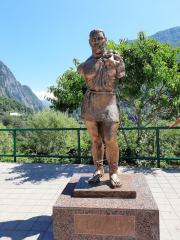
[156,129,160,168]
[13,130,16,162]
[77,129,81,164]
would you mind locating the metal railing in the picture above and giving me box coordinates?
[0,127,180,168]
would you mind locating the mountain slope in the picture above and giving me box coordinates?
[0,60,43,111]
[129,26,180,62]
[150,26,180,45]
[0,96,34,115]
[129,26,180,46]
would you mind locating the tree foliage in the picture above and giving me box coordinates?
[0,96,34,115]
[46,58,86,113]
[107,31,180,129]
[0,122,13,156]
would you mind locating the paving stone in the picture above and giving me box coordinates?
[175,188,180,194]
[155,198,170,205]
[23,231,45,240]
[18,206,33,213]
[172,205,180,212]
[0,220,21,230]
[36,200,51,206]
[46,222,53,232]
[9,230,29,240]
[15,220,35,231]
[167,229,180,240]
[151,188,163,193]
[162,188,176,193]
[152,192,167,199]
[30,206,46,213]
[161,211,179,220]
[31,221,51,232]
[176,212,180,219]
[24,199,38,206]
[0,213,15,222]
[159,228,172,240]
[0,230,11,237]
[38,215,53,222]
[10,212,27,221]
[158,205,174,212]
[41,231,54,240]
[24,213,40,221]
[165,193,179,199]
[4,205,20,213]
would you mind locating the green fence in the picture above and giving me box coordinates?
[0,126,180,167]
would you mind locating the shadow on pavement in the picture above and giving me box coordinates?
[4,163,82,184]
[0,215,53,240]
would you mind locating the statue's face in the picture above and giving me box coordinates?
[89,31,106,57]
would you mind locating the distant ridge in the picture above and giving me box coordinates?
[150,26,180,45]
[129,26,180,46]
[128,26,180,62]
[0,60,43,111]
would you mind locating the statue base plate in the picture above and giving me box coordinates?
[73,174,136,198]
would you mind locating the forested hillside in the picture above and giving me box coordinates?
[151,26,180,45]
[0,96,34,115]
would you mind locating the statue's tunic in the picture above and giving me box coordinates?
[78,55,125,122]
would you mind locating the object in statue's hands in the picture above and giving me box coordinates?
[77,29,125,189]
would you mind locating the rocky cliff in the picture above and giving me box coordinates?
[0,60,43,111]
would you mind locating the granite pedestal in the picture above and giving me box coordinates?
[53,173,159,240]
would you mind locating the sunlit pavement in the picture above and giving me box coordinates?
[0,162,179,240]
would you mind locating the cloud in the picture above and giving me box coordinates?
[32,90,56,100]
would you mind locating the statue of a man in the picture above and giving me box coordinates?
[77,29,125,188]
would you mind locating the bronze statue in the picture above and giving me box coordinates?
[77,29,125,188]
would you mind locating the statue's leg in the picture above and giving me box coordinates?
[85,120,104,183]
[102,122,122,188]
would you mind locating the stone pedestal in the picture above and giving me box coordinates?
[53,173,159,240]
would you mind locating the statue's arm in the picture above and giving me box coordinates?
[77,62,85,79]
[116,57,125,79]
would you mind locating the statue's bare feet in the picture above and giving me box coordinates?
[88,160,104,183]
[110,173,122,188]
[88,171,104,183]
[108,162,122,188]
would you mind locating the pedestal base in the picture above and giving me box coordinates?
[53,173,159,240]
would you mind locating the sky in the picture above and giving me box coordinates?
[0,0,180,100]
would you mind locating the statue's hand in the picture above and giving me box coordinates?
[103,50,122,69]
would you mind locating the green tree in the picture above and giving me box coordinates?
[46,58,86,114]
[107,32,180,135]
[17,108,83,162]
[0,122,13,158]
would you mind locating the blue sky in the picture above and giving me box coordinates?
[0,0,180,100]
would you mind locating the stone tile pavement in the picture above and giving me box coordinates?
[0,162,180,240]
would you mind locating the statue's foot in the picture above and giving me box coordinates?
[89,160,104,183]
[88,172,104,183]
[110,173,122,189]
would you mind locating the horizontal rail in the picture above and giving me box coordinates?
[0,126,180,131]
[1,127,180,166]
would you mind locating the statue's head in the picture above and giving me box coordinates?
[89,29,107,58]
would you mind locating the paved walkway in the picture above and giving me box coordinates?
[0,163,179,240]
